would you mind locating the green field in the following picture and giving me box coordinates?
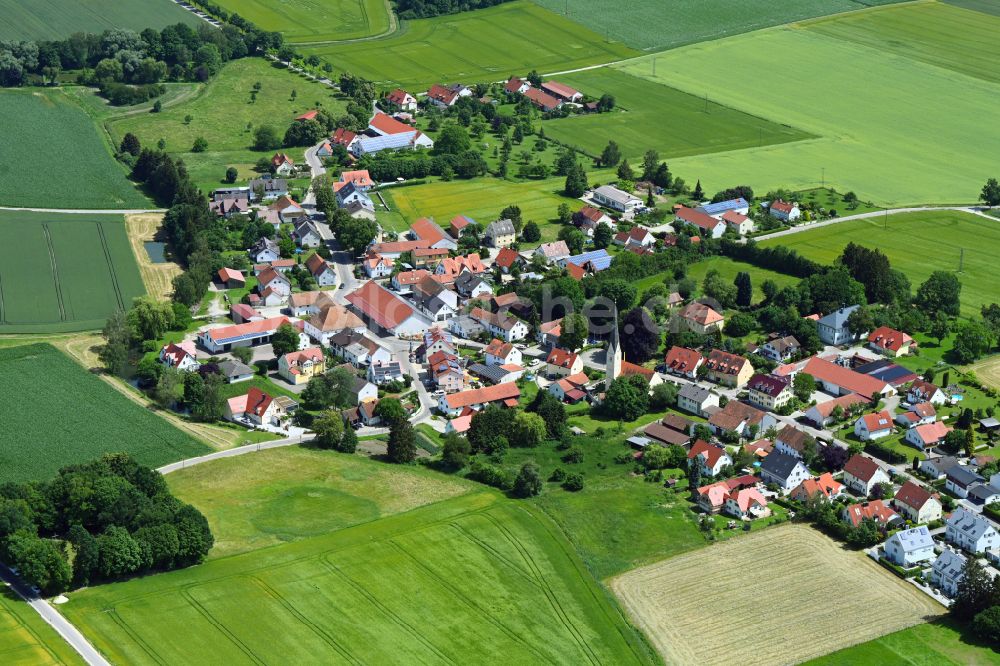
[302,1,638,89]
[167,445,475,558]
[0,0,200,41]
[944,0,1000,16]
[531,0,902,51]
[0,587,82,665]
[211,0,391,42]
[0,90,149,209]
[0,211,146,333]
[61,485,653,664]
[541,68,812,161]
[617,1,1000,205]
[808,618,1000,665]
[0,344,209,484]
[760,210,999,317]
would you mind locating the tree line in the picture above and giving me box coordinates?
[394,0,514,19]
[0,454,213,595]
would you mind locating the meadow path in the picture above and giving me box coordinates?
[753,205,992,242]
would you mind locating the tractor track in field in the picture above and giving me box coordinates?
[96,222,125,311]
[0,273,6,324]
[179,586,265,665]
[40,224,66,322]
[105,610,165,666]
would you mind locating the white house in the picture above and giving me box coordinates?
[688,440,732,478]
[905,421,952,451]
[249,237,280,263]
[470,307,528,342]
[816,305,862,346]
[884,526,936,567]
[893,480,942,524]
[759,452,810,493]
[158,341,199,372]
[946,466,984,499]
[842,454,890,496]
[908,380,947,405]
[484,339,522,367]
[758,336,800,362]
[676,383,718,418]
[592,185,642,213]
[932,549,967,597]
[854,410,893,441]
[306,254,337,287]
[364,253,394,279]
[946,508,1000,553]
[768,199,800,222]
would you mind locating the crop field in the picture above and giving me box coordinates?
[167,446,474,558]
[0,211,146,333]
[618,1,1000,205]
[541,68,811,162]
[0,90,148,209]
[612,524,944,666]
[302,1,637,90]
[61,491,653,665]
[945,0,1000,17]
[109,58,345,194]
[760,210,1000,317]
[0,587,82,665]
[0,344,209,484]
[210,0,391,42]
[531,0,903,51]
[967,356,1000,392]
[808,618,1000,665]
[0,0,199,41]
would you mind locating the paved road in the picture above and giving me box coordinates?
[156,433,305,474]
[0,565,110,666]
[0,206,166,214]
[753,205,992,242]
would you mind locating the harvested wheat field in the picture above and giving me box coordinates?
[611,524,944,666]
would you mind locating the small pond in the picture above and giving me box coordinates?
[144,241,168,264]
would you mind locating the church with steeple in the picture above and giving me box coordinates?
[606,309,623,381]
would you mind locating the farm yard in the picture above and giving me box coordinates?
[611,524,944,666]
[301,1,637,90]
[530,0,904,51]
[0,587,83,665]
[540,67,813,163]
[0,90,149,209]
[0,0,199,41]
[0,343,208,484]
[0,211,146,333]
[167,446,474,559]
[210,0,392,42]
[618,1,1000,205]
[60,488,654,665]
[760,210,1000,317]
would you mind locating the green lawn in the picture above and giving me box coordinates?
[617,1,1000,206]
[166,445,473,558]
[108,58,345,194]
[541,67,813,162]
[301,1,638,90]
[807,618,1000,665]
[0,0,199,41]
[0,211,146,333]
[60,488,654,664]
[210,0,391,42]
[531,0,902,51]
[0,89,148,208]
[0,344,209,484]
[0,586,83,665]
[760,210,1000,317]
[632,256,799,306]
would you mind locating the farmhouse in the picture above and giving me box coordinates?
[854,410,894,441]
[746,373,792,411]
[688,440,733,477]
[438,382,520,417]
[893,480,942,524]
[198,316,290,353]
[768,199,800,222]
[678,302,724,335]
[801,357,894,401]
[346,280,430,336]
[426,83,471,107]
[675,206,726,238]
[593,185,642,213]
[449,215,476,238]
[708,400,777,438]
[159,341,199,372]
[230,303,261,325]
[504,76,530,94]
[759,452,810,492]
[868,326,914,357]
[353,113,434,156]
[721,210,754,235]
[704,349,753,388]
[843,454,890,495]
[676,383,719,417]
[664,346,703,379]
[409,217,458,251]
[541,80,582,102]
[304,304,366,346]
[643,414,693,447]
[523,86,561,111]
[885,526,935,568]
[946,508,1000,553]
[773,425,813,460]
[278,347,325,385]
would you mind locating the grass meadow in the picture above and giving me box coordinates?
[0,344,209,484]
[760,210,1000,317]
[530,0,902,51]
[109,58,345,194]
[0,586,83,665]
[807,618,1000,665]
[0,89,149,209]
[617,1,1000,205]
[0,0,199,41]
[210,0,391,42]
[0,211,146,333]
[612,524,944,666]
[61,481,654,664]
[540,67,812,162]
[302,1,637,89]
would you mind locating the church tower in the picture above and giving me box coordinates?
[606,309,622,381]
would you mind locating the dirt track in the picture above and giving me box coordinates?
[611,523,944,666]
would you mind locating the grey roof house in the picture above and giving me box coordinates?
[816,305,862,346]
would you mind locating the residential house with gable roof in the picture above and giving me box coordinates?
[802,356,894,401]
[159,341,199,372]
[664,346,704,379]
[697,198,750,219]
[470,307,528,342]
[386,88,417,111]
[688,440,732,477]
[724,488,771,520]
[484,338,522,367]
[593,185,642,213]
[908,380,947,405]
[677,383,719,417]
[678,302,724,335]
[613,226,654,249]
[933,549,968,597]
[574,205,614,237]
[704,349,754,388]
[758,336,800,362]
[708,400,777,438]
[896,401,937,429]
[893,480,942,524]
[545,347,583,378]
[504,76,530,95]
[534,240,571,264]
[346,280,430,337]
[305,253,337,287]
[437,382,520,417]
[747,373,793,411]
[906,421,952,451]
[249,237,280,263]
[676,206,726,238]
[304,303,365,346]
[790,473,844,502]
[842,500,901,528]
[523,86,561,112]
[804,392,867,427]
[843,454,890,495]
[946,466,984,499]
[548,372,589,403]
[854,410,894,441]
[885,526,936,567]
[483,219,517,248]
[920,455,960,480]
[774,425,813,460]
[946,508,1000,553]
[868,326,915,357]
[768,199,800,222]
[271,153,295,176]
[759,452,810,493]
[721,210,754,235]
[816,305,863,346]
[278,347,326,385]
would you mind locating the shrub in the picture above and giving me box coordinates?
[562,473,584,491]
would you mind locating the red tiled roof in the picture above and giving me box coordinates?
[345,280,416,331]
[811,392,866,419]
[541,81,579,99]
[913,421,951,445]
[688,439,729,468]
[369,112,416,135]
[578,205,605,223]
[859,410,893,433]
[485,338,515,359]
[868,326,913,352]
[895,480,935,511]
[410,217,447,244]
[721,210,749,225]
[676,206,723,232]
[427,83,459,105]
[295,110,318,121]
[204,316,288,342]
[792,473,843,501]
[395,269,430,285]
[306,253,332,277]
[218,267,244,283]
[494,247,522,269]
[372,240,431,254]
[523,86,560,110]
[331,127,357,146]
[705,349,749,377]
[546,347,579,369]
[771,199,796,214]
[246,387,274,417]
[387,88,413,105]
[802,357,890,401]
[271,153,293,166]
[681,302,724,326]
[566,263,586,280]
[504,76,525,94]
[339,169,374,188]
[621,361,655,380]
[843,500,897,527]
[444,382,520,409]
